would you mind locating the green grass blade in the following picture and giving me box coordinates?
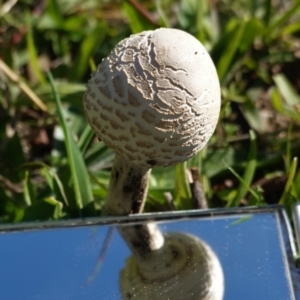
[22,198,64,221]
[216,21,244,82]
[224,162,261,204]
[292,170,300,200]
[48,72,94,215]
[23,171,34,206]
[25,10,46,84]
[271,87,285,113]
[285,123,292,172]
[44,197,64,219]
[89,58,97,72]
[21,161,69,208]
[195,0,209,42]
[47,0,64,26]
[155,0,170,27]
[78,125,95,155]
[266,1,300,38]
[282,21,300,35]
[273,74,300,107]
[227,130,257,207]
[230,215,253,226]
[279,157,298,205]
[70,22,107,81]
[122,1,155,34]
[241,96,264,132]
[215,19,261,83]
[40,166,69,207]
[262,0,272,26]
[250,0,258,18]
[174,162,192,210]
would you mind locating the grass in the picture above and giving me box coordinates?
[0,0,300,222]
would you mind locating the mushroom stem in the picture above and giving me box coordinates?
[119,224,207,281]
[103,154,151,215]
[118,223,166,270]
[104,155,167,272]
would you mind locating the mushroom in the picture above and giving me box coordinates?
[83,28,220,216]
[120,232,224,300]
[83,28,223,299]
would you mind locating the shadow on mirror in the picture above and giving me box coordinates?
[118,223,224,299]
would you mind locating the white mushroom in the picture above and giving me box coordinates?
[83,28,223,299]
[120,232,224,300]
[83,28,220,215]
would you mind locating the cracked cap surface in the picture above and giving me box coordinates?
[83,28,220,167]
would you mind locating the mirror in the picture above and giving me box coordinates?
[0,206,298,299]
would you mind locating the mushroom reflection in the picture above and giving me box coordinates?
[118,223,224,300]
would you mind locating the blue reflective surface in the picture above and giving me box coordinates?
[0,210,296,300]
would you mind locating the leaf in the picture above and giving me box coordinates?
[224,162,262,206]
[44,197,64,219]
[178,0,206,30]
[48,72,95,216]
[230,215,253,226]
[282,21,300,36]
[265,1,300,38]
[214,18,261,83]
[22,198,64,221]
[238,18,262,52]
[78,125,95,155]
[262,0,271,26]
[227,130,257,207]
[285,123,293,172]
[84,142,114,169]
[23,171,35,206]
[89,57,97,72]
[47,0,64,27]
[149,166,176,189]
[122,1,155,34]
[202,147,248,178]
[25,10,46,84]
[40,166,69,207]
[248,186,265,206]
[270,87,285,114]
[63,105,87,138]
[273,74,300,107]
[23,82,86,108]
[216,21,244,82]
[279,157,298,205]
[292,170,300,200]
[272,74,300,119]
[70,22,107,81]
[239,94,264,132]
[155,0,171,28]
[174,162,192,210]
[0,59,48,111]
[19,161,70,208]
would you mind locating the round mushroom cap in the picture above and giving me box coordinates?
[83,28,220,167]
